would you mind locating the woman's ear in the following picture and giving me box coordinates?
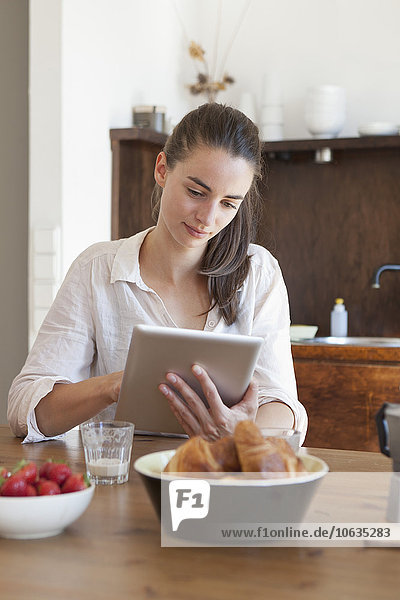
[154,152,167,188]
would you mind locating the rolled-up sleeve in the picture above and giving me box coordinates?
[8,256,95,442]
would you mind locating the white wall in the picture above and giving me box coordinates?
[61,0,197,274]
[29,0,400,341]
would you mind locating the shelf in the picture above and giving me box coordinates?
[110,128,167,146]
[109,127,400,153]
[263,135,400,153]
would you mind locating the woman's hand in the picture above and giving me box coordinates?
[104,370,124,405]
[158,364,258,441]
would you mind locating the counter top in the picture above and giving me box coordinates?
[292,342,400,363]
[0,426,399,599]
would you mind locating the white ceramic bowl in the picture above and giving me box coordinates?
[134,449,328,531]
[0,484,95,539]
[290,325,318,340]
[305,113,345,138]
[358,122,399,136]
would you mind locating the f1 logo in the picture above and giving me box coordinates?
[169,480,211,531]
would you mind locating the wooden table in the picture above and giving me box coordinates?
[1,425,400,600]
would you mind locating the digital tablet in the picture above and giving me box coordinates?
[115,324,263,436]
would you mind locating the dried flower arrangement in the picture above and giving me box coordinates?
[188,41,235,103]
[172,0,252,103]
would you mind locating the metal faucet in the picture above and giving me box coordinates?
[372,264,400,288]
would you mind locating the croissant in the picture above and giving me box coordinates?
[164,420,305,475]
[234,420,306,475]
[164,434,240,473]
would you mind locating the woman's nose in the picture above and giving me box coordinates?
[196,200,217,226]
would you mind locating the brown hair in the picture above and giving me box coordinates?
[151,103,263,325]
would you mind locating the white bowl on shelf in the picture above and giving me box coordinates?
[290,325,318,341]
[305,110,345,138]
[358,122,399,136]
[305,85,346,138]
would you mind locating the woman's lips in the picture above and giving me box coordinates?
[184,223,209,238]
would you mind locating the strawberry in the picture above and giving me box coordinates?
[61,473,90,493]
[34,477,47,489]
[39,461,54,479]
[26,484,37,496]
[37,480,61,496]
[46,462,72,486]
[12,459,38,484]
[0,467,9,479]
[0,474,29,496]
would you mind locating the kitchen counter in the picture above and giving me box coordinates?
[292,342,400,451]
[1,425,399,599]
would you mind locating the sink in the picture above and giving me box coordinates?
[294,336,400,347]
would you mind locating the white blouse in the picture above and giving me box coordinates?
[8,228,307,444]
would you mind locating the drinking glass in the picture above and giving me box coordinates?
[259,428,301,453]
[80,421,134,485]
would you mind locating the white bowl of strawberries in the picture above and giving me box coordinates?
[0,459,95,539]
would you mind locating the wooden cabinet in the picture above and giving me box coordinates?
[110,128,167,240]
[292,343,400,451]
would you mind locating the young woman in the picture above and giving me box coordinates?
[8,103,307,444]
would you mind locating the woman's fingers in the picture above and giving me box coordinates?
[161,372,220,441]
[158,384,198,437]
[165,373,214,423]
[189,365,237,436]
[159,369,259,441]
[190,365,226,415]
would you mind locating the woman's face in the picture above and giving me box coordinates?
[154,145,254,251]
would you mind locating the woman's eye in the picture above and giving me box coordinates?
[188,188,203,197]
[223,201,237,210]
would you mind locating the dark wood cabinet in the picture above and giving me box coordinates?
[110,128,167,240]
[292,343,400,451]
